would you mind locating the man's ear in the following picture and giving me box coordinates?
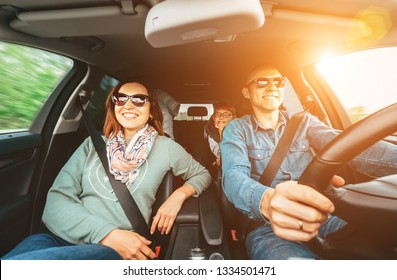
[242,87,250,99]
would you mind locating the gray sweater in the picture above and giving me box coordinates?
[42,136,210,244]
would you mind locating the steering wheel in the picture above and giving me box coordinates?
[298,102,397,259]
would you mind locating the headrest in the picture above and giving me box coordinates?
[187,106,208,117]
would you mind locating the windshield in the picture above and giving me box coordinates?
[316,47,397,123]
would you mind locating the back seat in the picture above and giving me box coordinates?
[173,105,215,171]
[173,105,249,259]
[170,104,229,259]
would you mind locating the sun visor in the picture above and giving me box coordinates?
[9,5,149,38]
[145,0,265,48]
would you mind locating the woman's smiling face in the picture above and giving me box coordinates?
[114,82,151,139]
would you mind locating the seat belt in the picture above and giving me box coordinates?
[78,102,153,243]
[244,111,307,236]
[259,111,306,187]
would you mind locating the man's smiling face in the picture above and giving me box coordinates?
[242,66,285,113]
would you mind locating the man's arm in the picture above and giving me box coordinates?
[221,121,268,221]
[306,114,397,177]
[222,116,338,242]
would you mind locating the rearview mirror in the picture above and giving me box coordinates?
[144,0,265,48]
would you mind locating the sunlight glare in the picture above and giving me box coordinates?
[317,47,397,123]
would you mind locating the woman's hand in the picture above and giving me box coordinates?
[99,229,156,260]
[260,175,345,242]
[150,185,197,235]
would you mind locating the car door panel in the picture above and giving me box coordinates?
[0,132,41,255]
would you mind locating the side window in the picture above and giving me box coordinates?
[317,47,397,123]
[283,78,304,114]
[0,42,73,133]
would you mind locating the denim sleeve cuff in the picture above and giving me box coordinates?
[250,184,269,221]
[258,189,272,224]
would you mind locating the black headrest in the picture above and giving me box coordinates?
[187,106,208,117]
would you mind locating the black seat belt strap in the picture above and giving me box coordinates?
[244,111,306,237]
[78,103,152,241]
[259,111,306,187]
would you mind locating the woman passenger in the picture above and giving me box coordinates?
[2,82,211,260]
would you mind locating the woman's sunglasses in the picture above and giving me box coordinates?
[111,93,150,107]
[248,77,286,88]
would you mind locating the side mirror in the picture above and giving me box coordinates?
[144,0,265,48]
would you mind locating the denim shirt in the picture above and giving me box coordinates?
[221,111,397,221]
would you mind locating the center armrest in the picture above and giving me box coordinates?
[199,186,223,246]
[174,186,223,246]
[175,196,199,223]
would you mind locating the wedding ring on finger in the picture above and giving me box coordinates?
[298,220,303,231]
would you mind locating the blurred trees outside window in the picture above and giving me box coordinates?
[0,42,73,133]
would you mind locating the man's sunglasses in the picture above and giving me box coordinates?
[248,77,286,88]
[111,93,150,107]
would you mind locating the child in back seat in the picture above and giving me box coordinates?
[205,102,236,167]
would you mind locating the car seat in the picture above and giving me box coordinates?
[173,106,214,170]
[154,173,230,259]
[170,106,231,259]
[201,121,250,259]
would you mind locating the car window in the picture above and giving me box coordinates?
[316,47,397,123]
[283,78,303,114]
[175,103,214,121]
[0,42,73,133]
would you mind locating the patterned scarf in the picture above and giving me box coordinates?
[106,124,158,185]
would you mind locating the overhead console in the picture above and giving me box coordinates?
[7,0,265,48]
[144,0,265,48]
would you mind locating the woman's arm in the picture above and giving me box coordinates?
[100,229,156,260]
[150,139,211,234]
[150,184,196,234]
